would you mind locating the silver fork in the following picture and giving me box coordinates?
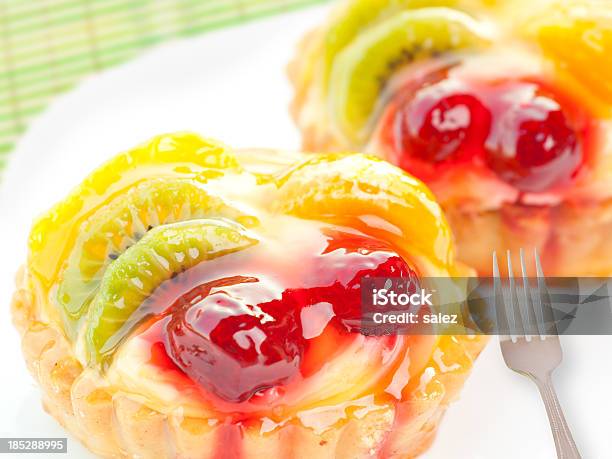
[493,249,581,459]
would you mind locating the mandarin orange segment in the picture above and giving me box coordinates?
[275,152,454,270]
[524,0,612,115]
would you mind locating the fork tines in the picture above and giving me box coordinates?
[492,248,557,340]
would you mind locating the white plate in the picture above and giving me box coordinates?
[0,6,610,458]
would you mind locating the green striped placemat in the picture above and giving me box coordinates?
[0,0,326,177]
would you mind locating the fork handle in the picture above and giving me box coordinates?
[534,374,581,459]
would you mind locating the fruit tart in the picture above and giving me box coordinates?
[11,133,486,458]
[289,0,612,275]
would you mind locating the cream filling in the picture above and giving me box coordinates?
[105,328,439,435]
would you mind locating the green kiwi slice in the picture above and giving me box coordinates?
[328,7,490,144]
[323,0,473,84]
[58,178,250,334]
[85,218,257,367]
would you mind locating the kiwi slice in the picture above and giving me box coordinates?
[323,0,472,82]
[324,0,402,85]
[322,0,498,85]
[28,133,239,291]
[85,219,257,367]
[57,178,251,334]
[328,7,490,144]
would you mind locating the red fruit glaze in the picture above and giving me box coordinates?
[157,227,416,403]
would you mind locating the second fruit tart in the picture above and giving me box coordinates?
[12,133,485,458]
[290,0,612,275]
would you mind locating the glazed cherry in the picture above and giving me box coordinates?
[395,82,492,163]
[162,229,417,403]
[165,281,304,403]
[485,95,581,192]
[384,71,588,194]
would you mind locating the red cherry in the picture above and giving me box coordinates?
[485,95,581,192]
[164,280,303,403]
[162,230,417,403]
[395,82,492,163]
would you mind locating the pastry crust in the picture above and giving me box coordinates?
[12,265,486,458]
[445,197,612,276]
